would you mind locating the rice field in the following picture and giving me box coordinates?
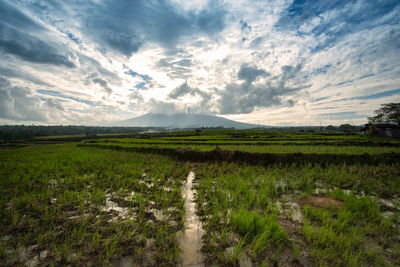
[0,130,399,266]
[85,141,400,155]
[0,145,189,266]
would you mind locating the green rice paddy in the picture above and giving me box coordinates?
[1,130,399,266]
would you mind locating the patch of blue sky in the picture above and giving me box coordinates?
[310,64,332,75]
[356,88,400,100]
[313,74,382,94]
[125,70,152,82]
[319,111,366,119]
[67,108,92,114]
[315,88,400,106]
[311,96,329,102]
[279,0,400,52]
[312,106,338,110]
[66,32,82,45]
[135,82,146,90]
[321,111,356,116]
[37,89,95,106]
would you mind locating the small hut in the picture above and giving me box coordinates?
[362,123,400,138]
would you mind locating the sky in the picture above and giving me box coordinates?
[0,0,399,126]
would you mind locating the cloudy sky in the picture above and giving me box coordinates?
[0,0,399,126]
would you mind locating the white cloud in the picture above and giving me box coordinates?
[0,0,399,125]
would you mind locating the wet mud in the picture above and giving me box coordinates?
[179,171,205,266]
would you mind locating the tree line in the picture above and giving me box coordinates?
[0,125,158,141]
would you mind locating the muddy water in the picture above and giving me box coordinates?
[179,171,205,267]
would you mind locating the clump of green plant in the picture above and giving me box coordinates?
[302,191,395,266]
[232,210,287,256]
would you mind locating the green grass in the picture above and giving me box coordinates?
[88,141,400,154]
[301,191,397,266]
[1,130,399,266]
[0,144,189,266]
[194,161,399,265]
[232,210,288,254]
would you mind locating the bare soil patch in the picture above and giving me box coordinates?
[299,195,343,209]
[278,218,302,234]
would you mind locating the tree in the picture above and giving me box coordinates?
[339,124,361,133]
[326,125,336,131]
[368,103,400,125]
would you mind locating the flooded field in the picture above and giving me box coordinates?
[1,130,399,266]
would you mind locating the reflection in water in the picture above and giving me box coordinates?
[179,171,205,266]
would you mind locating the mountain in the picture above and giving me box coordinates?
[116,113,265,129]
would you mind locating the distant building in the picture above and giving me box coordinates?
[362,123,400,138]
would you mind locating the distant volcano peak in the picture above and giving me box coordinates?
[116,113,265,129]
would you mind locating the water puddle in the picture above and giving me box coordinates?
[101,192,133,222]
[277,196,303,223]
[145,208,165,221]
[162,185,172,192]
[119,256,134,267]
[378,198,400,211]
[139,172,155,189]
[119,238,155,266]
[179,171,205,266]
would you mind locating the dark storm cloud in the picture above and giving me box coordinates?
[101,30,142,57]
[218,64,308,114]
[195,8,226,35]
[0,1,44,31]
[0,1,76,68]
[0,23,75,67]
[167,64,308,115]
[82,0,226,56]
[237,64,269,84]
